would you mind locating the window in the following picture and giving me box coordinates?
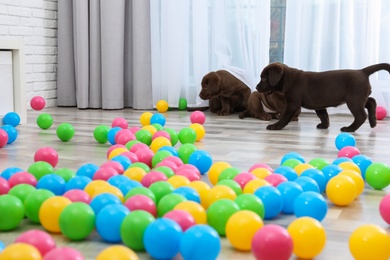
[270,0,286,63]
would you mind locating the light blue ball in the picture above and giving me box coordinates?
[96,204,130,243]
[76,163,99,179]
[173,186,200,203]
[274,166,299,181]
[1,125,18,144]
[158,146,179,157]
[332,157,353,165]
[280,152,305,165]
[293,191,328,221]
[111,155,132,170]
[150,113,166,126]
[322,164,343,183]
[300,168,326,193]
[107,127,122,145]
[277,181,303,214]
[254,185,283,220]
[0,167,23,180]
[107,175,131,188]
[188,150,213,175]
[335,132,356,150]
[3,112,20,127]
[65,176,92,191]
[352,154,372,179]
[90,193,122,216]
[36,174,66,195]
[117,180,142,196]
[294,176,320,193]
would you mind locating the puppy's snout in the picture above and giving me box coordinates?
[256,83,262,92]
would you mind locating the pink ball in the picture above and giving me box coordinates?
[15,229,56,256]
[129,143,149,153]
[175,168,201,182]
[116,132,136,145]
[114,129,134,144]
[129,126,141,134]
[0,129,8,148]
[124,194,157,217]
[155,160,179,172]
[249,163,274,173]
[152,130,171,141]
[120,151,139,163]
[163,156,184,168]
[106,144,127,158]
[93,167,119,181]
[100,161,125,174]
[234,172,257,189]
[376,106,387,120]
[8,171,37,187]
[30,96,46,111]
[163,209,196,231]
[34,147,59,168]
[0,177,10,195]
[252,224,293,260]
[337,146,361,159]
[380,194,390,224]
[135,148,154,168]
[176,164,200,176]
[111,117,128,129]
[44,247,84,260]
[190,111,206,125]
[63,189,91,204]
[264,173,288,187]
[141,171,168,188]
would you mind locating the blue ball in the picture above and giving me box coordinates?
[274,166,299,181]
[280,152,305,165]
[188,150,213,175]
[277,181,303,214]
[65,176,92,191]
[96,204,130,243]
[300,168,326,193]
[0,167,23,180]
[1,125,18,144]
[90,193,122,215]
[294,176,320,193]
[158,146,179,157]
[173,186,200,203]
[352,154,372,179]
[76,163,99,179]
[293,191,328,221]
[332,157,353,165]
[111,155,132,170]
[107,127,122,145]
[254,185,283,220]
[36,174,66,195]
[180,225,221,260]
[150,113,166,126]
[107,175,131,188]
[3,112,20,127]
[335,132,356,150]
[0,240,5,252]
[117,180,142,196]
[322,164,343,183]
[144,218,183,260]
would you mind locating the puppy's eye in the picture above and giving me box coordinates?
[261,77,266,82]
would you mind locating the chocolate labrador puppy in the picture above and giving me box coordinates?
[256,62,390,132]
[239,91,300,121]
[199,70,251,116]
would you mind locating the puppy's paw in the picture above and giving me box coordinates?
[316,123,329,129]
[258,113,272,121]
[266,124,284,130]
[340,126,356,132]
[217,111,230,116]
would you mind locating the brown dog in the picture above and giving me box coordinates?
[256,62,390,132]
[239,91,300,121]
[199,70,251,116]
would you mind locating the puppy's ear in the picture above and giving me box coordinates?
[207,72,222,95]
[268,63,284,86]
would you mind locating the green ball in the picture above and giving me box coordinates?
[206,199,240,236]
[120,210,155,251]
[148,181,174,203]
[59,202,95,241]
[0,194,25,231]
[8,184,36,203]
[36,113,53,129]
[157,193,187,217]
[218,167,241,182]
[125,140,141,150]
[164,128,179,146]
[151,150,173,168]
[24,189,55,223]
[177,143,198,164]
[234,193,265,219]
[125,187,156,203]
[56,122,75,142]
[178,98,187,110]
[93,125,110,144]
[28,161,54,180]
[365,162,390,190]
[135,129,153,145]
[178,127,197,144]
[216,179,242,196]
[151,123,164,131]
[308,157,331,170]
[55,168,75,182]
[128,162,150,173]
[153,166,175,179]
[282,158,302,168]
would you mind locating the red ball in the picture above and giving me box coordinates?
[0,129,9,148]
[376,106,387,120]
[30,96,46,111]
[379,193,390,224]
[190,111,206,125]
[15,229,56,256]
[337,146,360,159]
[34,147,59,168]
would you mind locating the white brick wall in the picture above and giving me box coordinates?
[0,0,58,108]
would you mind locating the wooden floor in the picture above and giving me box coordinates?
[1,107,390,260]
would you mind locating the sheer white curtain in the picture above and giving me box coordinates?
[284,0,390,114]
[150,0,270,108]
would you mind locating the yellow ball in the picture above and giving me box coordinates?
[338,169,364,196]
[326,175,357,206]
[108,147,129,160]
[84,180,111,197]
[250,167,272,179]
[339,161,362,174]
[150,136,172,153]
[142,125,158,136]
[140,112,153,126]
[96,245,139,260]
[243,179,271,194]
[123,167,147,182]
[287,217,326,259]
[186,181,211,208]
[225,210,264,251]
[189,123,206,141]
[174,201,207,224]
[92,185,124,203]
[294,163,315,176]
[0,243,42,260]
[156,100,169,113]
[349,224,390,260]
[208,161,232,186]
[206,185,237,209]
[167,175,191,188]
[39,196,72,233]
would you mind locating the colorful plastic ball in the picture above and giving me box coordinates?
[56,122,75,142]
[43,247,84,260]
[163,209,196,232]
[3,111,20,127]
[173,186,200,203]
[156,100,169,113]
[188,150,212,175]
[55,168,75,182]
[36,113,53,129]
[24,189,55,223]
[34,147,59,168]
[280,152,305,165]
[37,174,66,196]
[273,166,298,181]
[76,163,99,179]
[233,172,256,190]
[326,175,357,206]
[164,127,179,146]
[177,143,198,164]
[178,98,187,110]
[300,168,326,193]
[277,181,303,214]
[207,161,231,186]
[139,112,153,126]
[178,127,197,144]
[39,196,72,233]
[0,177,10,195]
[100,161,124,174]
[264,173,288,187]
[8,171,37,188]
[379,193,390,225]
[308,157,330,170]
[118,179,142,198]
[186,181,211,208]
[30,96,46,110]
[134,148,155,168]
[96,245,139,260]
[124,194,157,217]
[294,176,320,193]
[321,164,343,183]
[349,224,390,260]
[8,183,36,202]
[150,113,166,126]
[293,191,328,221]
[189,123,206,141]
[335,132,356,150]
[96,204,130,242]
[252,224,293,260]
[111,117,128,129]
[376,105,387,120]
[135,129,153,145]
[190,111,206,125]
[0,243,42,260]
[339,169,364,196]
[226,210,264,251]
[93,125,110,143]
[0,167,23,180]
[218,167,241,182]
[28,161,54,180]
[243,179,270,194]
[174,201,207,225]
[206,199,240,236]
[282,158,303,169]
[206,185,237,209]
[0,129,8,148]
[365,162,390,190]
[92,167,118,181]
[352,154,372,179]
[338,145,361,159]
[65,176,92,192]
[250,167,272,179]
[157,193,187,217]
[1,125,17,144]
[287,217,326,259]
[180,224,220,260]
[107,127,122,145]
[333,156,353,165]
[125,186,156,203]
[216,179,242,196]
[143,218,183,259]
[234,193,265,219]
[254,185,283,220]
[63,189,91,204]
[0,194,25,231]
[89,192,122,216]
[148,181,174,203]
[15,229,56,256]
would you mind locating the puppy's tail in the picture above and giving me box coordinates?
[362,63,390,76]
